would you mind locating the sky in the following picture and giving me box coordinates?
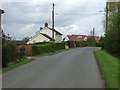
[1,0,106,40]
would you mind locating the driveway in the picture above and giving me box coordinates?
[2,47,104,88]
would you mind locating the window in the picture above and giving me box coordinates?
[78,36,83,38]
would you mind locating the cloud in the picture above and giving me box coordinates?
[2,1,106,40]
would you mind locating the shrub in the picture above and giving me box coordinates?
[30,42,51,45]
[52,42,65,51]
[2,46,11,67]
[32,44,53,56]
[32,42,65,56]
[2,45,16,68]
[103,2,120,57]
[96,42,102,47]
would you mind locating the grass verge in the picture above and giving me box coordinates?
[94,50,118,88]
[0,59,34,73]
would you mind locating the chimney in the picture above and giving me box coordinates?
[45,22,48,27]
[40,27,43,30]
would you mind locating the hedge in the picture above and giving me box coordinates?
[52,42,65,51]
[2,45,16,68]
[32,42,65,56]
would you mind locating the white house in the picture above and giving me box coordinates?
[27,23,62,44]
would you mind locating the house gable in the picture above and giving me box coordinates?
[27,33,50,44]
[27,22,62,44]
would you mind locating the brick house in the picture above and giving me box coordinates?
[66,35,101,42]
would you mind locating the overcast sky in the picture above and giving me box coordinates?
[1,0,106,40]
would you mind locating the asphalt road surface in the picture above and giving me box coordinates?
[3,47,104,88]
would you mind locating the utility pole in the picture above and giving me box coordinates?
[106,2,108,33]
[93,27,95,37]
[52,3,55,43]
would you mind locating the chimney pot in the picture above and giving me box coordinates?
[40,27,43,30]
[45,22,48,27]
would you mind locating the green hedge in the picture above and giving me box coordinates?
[32,42,65,56]
[29,42,51,45]
[2,45,16,68]
[53,42,65,51]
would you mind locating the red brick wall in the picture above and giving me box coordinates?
[16,45,32,56]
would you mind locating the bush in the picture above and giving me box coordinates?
[96,42,102,47]
[32,44,52,56]
[103,2,120,57]
[52,42,65,51]
[32,42,65,56]
[30,42,51,45]
[2,46,11,67]
[2,45,16,68]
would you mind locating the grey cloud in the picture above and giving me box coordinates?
[2,1,106,40]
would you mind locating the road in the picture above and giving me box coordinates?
[2,47,104,88]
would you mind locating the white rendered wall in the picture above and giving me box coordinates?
[27,33,50,44]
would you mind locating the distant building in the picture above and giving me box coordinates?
[27,22,62,44]
[66,35,101,42]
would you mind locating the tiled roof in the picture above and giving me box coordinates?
[67,35,101,41]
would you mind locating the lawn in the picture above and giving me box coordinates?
[94,50,118,88]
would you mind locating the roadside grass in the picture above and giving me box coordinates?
[0,59,34,73]
[94,50,118,88]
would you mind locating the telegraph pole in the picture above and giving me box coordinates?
[52,3,55,43]
[93,27,95,37]
[106,2,108,33]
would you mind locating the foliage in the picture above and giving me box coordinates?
[2,34,25,68]
[2,34,17,68]
[32,44,53,56]
[87,28,98,46]
[22,37,30,42]
[32,42,65,56]
[2,46,12,67]
[103,2,120,57]
[1,59,33,73]
[16,41,27,45]
[33,42,51,45]
[94,50,118,88]
[89,27,97,36]
[52,42,65,51]
[87,36,96,46]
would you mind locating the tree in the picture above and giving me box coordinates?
[2,33,16,67]
[87,28,97,46]
[103,1,120,57]
[22,37,30,42]
[89,27,97,37]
